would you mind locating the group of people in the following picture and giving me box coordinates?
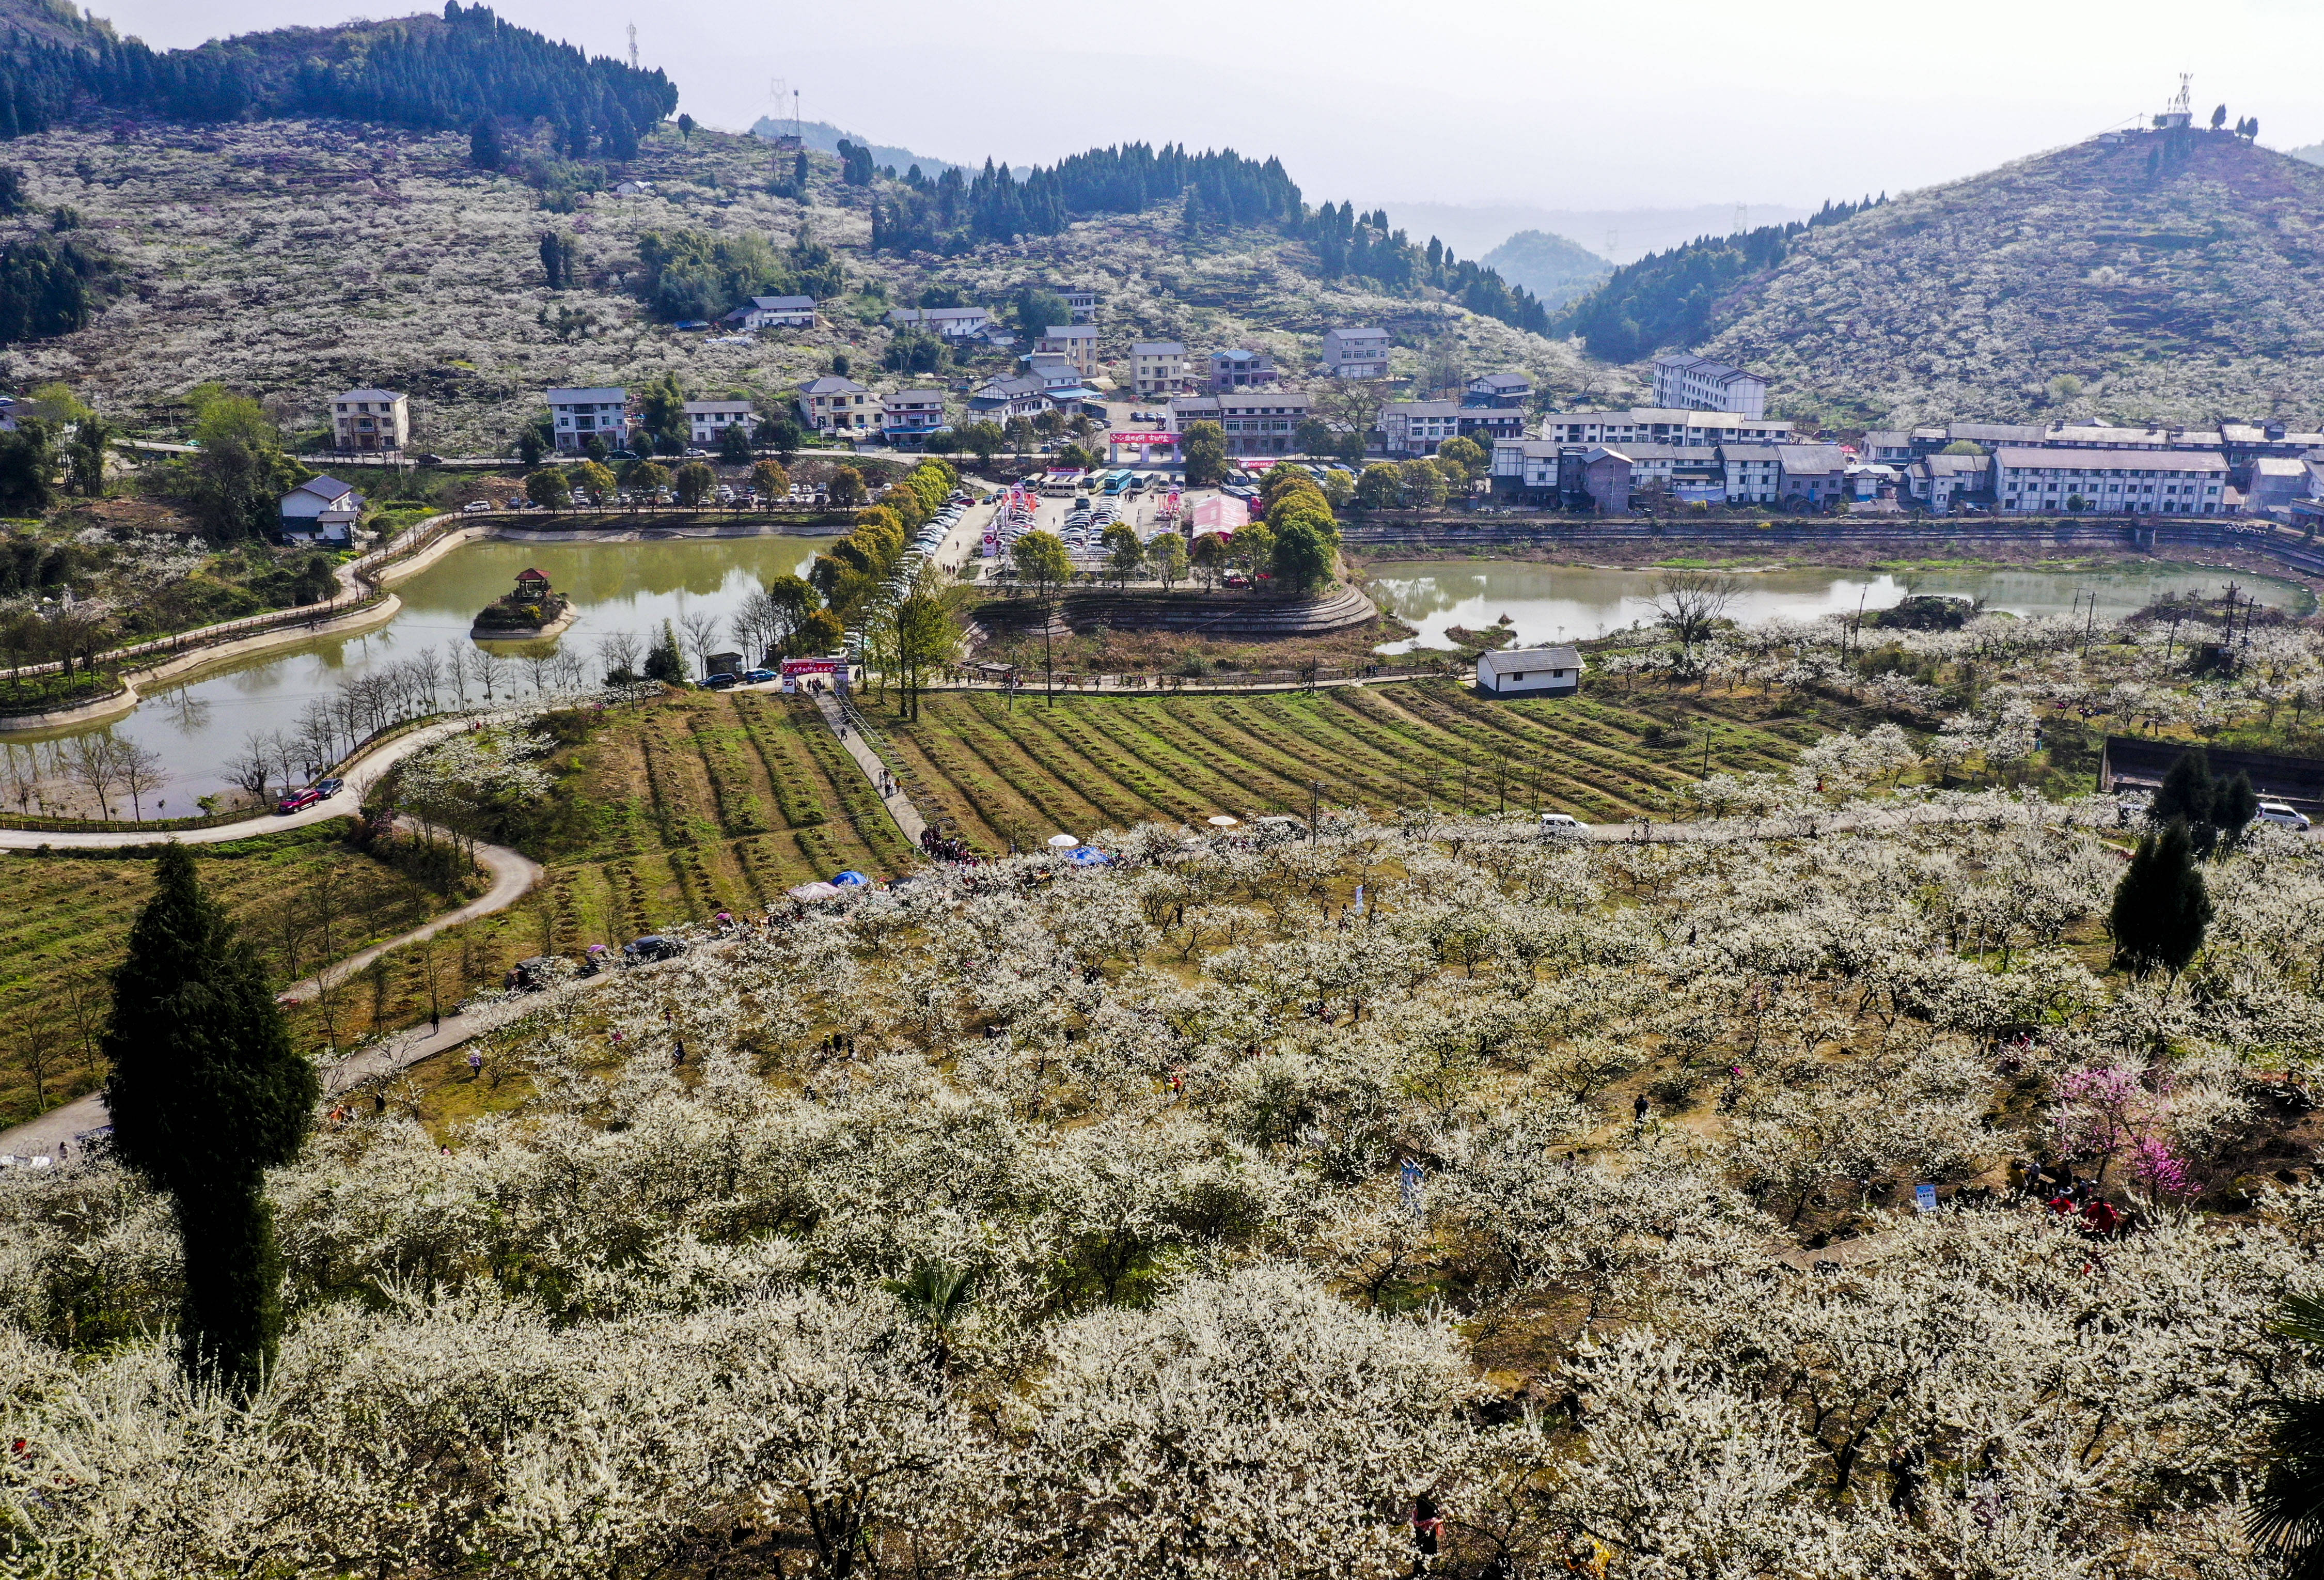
[917,826,976,862]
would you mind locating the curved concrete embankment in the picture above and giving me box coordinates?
[973,584,1380,638]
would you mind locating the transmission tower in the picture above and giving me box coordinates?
[1733,202,1748,234]
[1604,228,1619,261]
[627,22,638,71]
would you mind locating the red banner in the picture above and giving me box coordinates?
[1110,431,1175,444]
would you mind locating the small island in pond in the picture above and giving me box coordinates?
[471,566,576,639]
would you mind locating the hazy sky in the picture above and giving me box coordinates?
[90,0,2324,212]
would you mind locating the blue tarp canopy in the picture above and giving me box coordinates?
[1068,847,1110,866]
[830,870,871,887]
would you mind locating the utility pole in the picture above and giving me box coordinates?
[1309,779,1320,841]
[1701,728,1713,780]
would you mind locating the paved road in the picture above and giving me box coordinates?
[811,692,927,847]
[0,830,539,1163]
[0,717,488,851]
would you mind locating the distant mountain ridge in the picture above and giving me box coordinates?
[0,0,673,149]
[1478,230,1610,310]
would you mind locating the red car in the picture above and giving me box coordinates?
[275,788,324,815]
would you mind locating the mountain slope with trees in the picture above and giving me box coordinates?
[1562,126,2324,427]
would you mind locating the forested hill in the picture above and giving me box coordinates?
[0,0,673,152]
[1555,194,1885,364]
[1689,128,2324,426]
[866,144,1554,336]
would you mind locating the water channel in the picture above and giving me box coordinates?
[1367,560,2314,653]
[8,545,2312,809]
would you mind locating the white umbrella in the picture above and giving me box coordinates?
[1046,833,1081,850]
[1206,815,1240,828]
[787,882,843,902]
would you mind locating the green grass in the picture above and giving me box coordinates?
[312,691,916,1051]
[877,678,1828,853]
[0,820,455,1127]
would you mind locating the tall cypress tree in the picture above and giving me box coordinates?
[103,843,317,1396]
[2109,818,2213,977]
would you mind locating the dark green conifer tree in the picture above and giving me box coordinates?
[103,844,317,1396]
[2109,819,2213,977]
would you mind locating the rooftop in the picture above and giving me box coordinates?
[333,387,404,403]
[1479,644,1583,677]
[1993,446,2228,472]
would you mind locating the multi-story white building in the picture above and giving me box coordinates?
[1035,323,1098,378]
[1543,408,1794,447]
[1993,447,2228,514]
[1490,438,1562,496]
[881,389,947,440]
[1651,353,1768,417]
[330,388,409,452]
[546,387,629,453]
[796,376,872,435]
[684,399,756,447]
[1217,389,1310,456]
[1130,342,1190,397]
[968,375,1057,421]
[1381,401,1464,457]
[1718,443,1785,504]
[1322,325,1390,379]
[886,305,992,339]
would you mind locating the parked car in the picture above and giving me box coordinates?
[703,671,742,690]
[461,499,492,513]
[276,788,324,815]
[2258,800,2312,832]
[1538,812,1591,838]
[505,956,557,992]
[743,668,777,684]
[313,777,344,796]
[623,935,685,964]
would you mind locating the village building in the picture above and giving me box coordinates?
[1208,347,1279,390]
[796,375,872,435]
[1035,323,1100,378]
[1993,446,2228,514]
[1129,342,1190,397]
[546,386,629,453]
[1322,325,1391,379]
[1651,352,1768,417]
[885,305,992,339]
[722,295,818,331]
[279,476,364,545]
[684,400,756,447]
[881,389,947,441]
[329,388,409,452]
[1476,644,1583,697]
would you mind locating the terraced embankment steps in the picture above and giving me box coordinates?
[972,584,1379,638]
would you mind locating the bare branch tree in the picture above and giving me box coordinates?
[116,739,166,821]
[678,608,725,680]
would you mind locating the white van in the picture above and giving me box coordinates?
[1539,812,1591,838]
[2258,800,2312,832]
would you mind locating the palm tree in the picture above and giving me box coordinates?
[2253,1293,2324,1574]
[883,1258,976,1373]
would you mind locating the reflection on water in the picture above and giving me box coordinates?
[1369,561,2312,654]
[18,535,837,805]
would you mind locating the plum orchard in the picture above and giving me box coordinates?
[6,797,2324,1575]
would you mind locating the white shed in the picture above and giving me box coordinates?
[1476,644,1582,697]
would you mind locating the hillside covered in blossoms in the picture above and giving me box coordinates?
[1694,131,2324,428]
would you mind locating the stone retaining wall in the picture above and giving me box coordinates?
[972,584,1378,638]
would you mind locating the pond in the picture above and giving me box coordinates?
[1367,560,2315,654]
[5,534,839,811]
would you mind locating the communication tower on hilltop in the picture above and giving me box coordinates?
[2153,72,2193,130]
[627,22,638,71]
[1732,202,1748,234]
[768,77,803,150]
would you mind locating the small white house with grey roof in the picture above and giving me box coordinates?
[684,399,757,447]
[724,295,817,331]
[280,475,364,545]
[1477,644,1583,697]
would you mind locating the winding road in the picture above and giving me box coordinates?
[0,725,545,1163]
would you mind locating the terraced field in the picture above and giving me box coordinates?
[882,680,1825,851]
[318,691,918,1051]
[0,824,453,1127]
